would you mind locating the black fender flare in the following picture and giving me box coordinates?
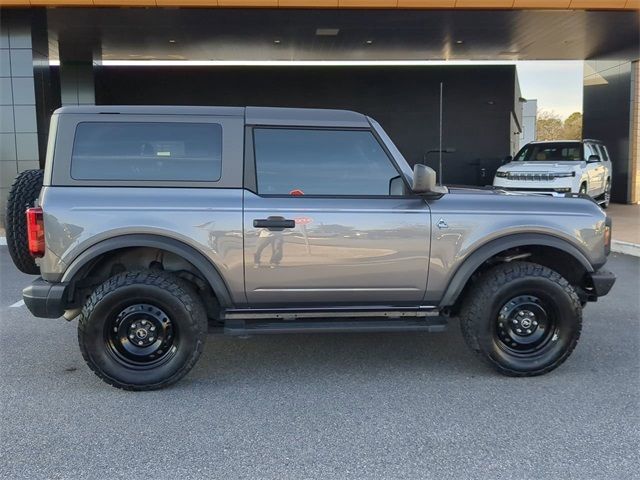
[61,234,234,307]
[439,233,594,307]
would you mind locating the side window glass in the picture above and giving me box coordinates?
[597,145,610,162]
[72,122,222,181]
[584,144,596,160]
[253,128,401,196]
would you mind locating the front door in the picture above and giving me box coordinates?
[243,127,431,306]
[584,143,604,195]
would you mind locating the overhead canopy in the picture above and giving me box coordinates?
[48,7,639,62]
[0,0,638,8]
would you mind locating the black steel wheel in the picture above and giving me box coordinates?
[78,270,207,390]
[495,294,558,356]
[459,261,582,376]
[106,303,177,369]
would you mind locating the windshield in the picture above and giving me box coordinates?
[514,143,583,162]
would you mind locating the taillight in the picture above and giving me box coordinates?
[26,207,45,258]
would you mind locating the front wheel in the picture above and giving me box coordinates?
[601,179,611,209]
[78,271,207,390]
[579,183,588,195]
[459,262,582,376]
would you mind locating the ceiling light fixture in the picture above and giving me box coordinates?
[273,39,281,45]
[169,39,176,44]
[365,40,373,45]
[316,28,339,36]
[455,40,464,45]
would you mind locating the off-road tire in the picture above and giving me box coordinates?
[5,169,44,274]
[459,261,582,376]
[78,270,207,391]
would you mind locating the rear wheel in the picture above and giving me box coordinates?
[5,169,44,274]
[78,270,207,390]
[459,261,582,376]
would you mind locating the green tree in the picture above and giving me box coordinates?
[562,112,583,140]
[536,110,563,141]
[536,110,583,141]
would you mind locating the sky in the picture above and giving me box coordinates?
[516,61,583,120]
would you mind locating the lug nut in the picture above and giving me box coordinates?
[138,341,143,346]
[150,326,156,331]
[526,329,532,334]
[516,328,522,333]
[512,319,518,324]
[129,334,134,339]
[533,321,538,326]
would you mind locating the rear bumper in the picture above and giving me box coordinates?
[587,269,616,298]
[22,278,68,318]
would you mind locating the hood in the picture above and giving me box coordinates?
[447,186,569,200]
[448,186,517,196]
[499,161,583,172]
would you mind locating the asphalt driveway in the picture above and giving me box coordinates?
[0,247,638,480]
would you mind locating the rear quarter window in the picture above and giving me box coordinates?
[71,122,222,181]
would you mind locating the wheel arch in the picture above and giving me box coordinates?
[61,234,233,307]
[439,233,594,308]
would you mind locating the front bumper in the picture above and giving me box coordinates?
[586,269,616,298]
[23,278,68,318]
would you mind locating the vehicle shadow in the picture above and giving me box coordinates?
[186,321,488,388]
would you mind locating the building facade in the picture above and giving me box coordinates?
[0,3,638,224]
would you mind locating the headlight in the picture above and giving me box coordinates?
[495,171,509,178]
[553,172,576,178]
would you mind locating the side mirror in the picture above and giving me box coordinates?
[588,154,600,163]
[503,155,513,165]
[412,164,448,195]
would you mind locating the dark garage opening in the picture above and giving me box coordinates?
[94,65,522,187]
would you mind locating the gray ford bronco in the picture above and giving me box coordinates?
[6,106,616,390]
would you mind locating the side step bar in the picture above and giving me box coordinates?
[224,317,448,336]
[223,305,441,321]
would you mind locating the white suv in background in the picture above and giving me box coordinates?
[493,140,612,208]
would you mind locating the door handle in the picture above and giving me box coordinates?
[253,216,296,231]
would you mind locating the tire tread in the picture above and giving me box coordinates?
[5,169,44,275]
[77,270,207,391]
[459,261,582,377]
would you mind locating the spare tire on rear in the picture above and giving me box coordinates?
[5,169,44,275]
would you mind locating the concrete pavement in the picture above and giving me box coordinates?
[0,247,638,479]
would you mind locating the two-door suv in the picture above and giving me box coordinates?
[6,106,615,390]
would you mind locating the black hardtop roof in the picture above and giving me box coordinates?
[54,105,370,128]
